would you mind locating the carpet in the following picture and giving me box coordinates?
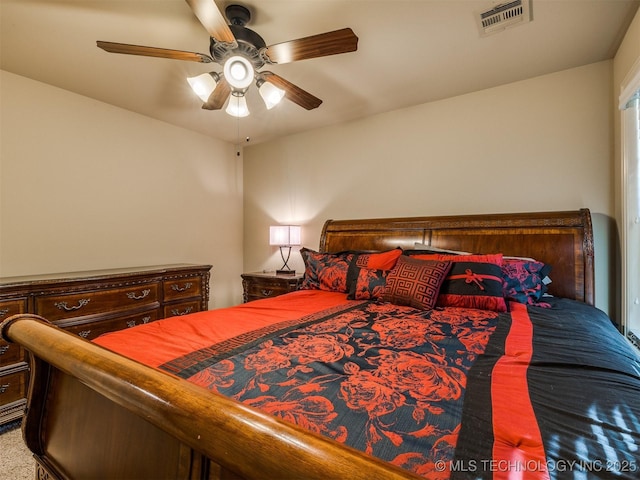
[0,420,35,480]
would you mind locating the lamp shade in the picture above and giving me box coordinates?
[258,81,285,109]
[226,93,249,117]
[187,72,218,103]
[269,225,301,246]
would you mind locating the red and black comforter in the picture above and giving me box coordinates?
[94,291,640,479]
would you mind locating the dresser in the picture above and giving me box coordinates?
[0,263,211,426]
[241,272,303,303]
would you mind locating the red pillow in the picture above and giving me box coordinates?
[345,249,403,300]
[382,256,452,310]
[355,248,402,270]
[407,253,507,312]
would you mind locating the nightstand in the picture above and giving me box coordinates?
[241,272,304,303]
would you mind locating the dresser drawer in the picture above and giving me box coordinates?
[163,300,201,318]
[0,340,24,368]
[63,308,161,340]
[35,282,160,321]
[0,370,27,406]
[163,276,203,302]
[0,298,27,321]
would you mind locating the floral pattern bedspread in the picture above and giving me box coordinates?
[159,301,499,477]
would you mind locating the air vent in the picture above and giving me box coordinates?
[477,0,532,36]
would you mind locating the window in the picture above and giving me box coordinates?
[621,61,640,350]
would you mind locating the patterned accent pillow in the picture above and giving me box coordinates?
[409,254,507,312]
[353,248,403,270]
[349,268,388,300]
[300,248,354,292]
[382,256,452,310]
[502,257,551,305]
[345,249,403,300]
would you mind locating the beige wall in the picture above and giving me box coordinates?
[244,61,615,317]
[0,71,244,308]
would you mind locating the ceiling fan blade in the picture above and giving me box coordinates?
[97,41,213,63]
[264,28,358,64]
[185,0,236,45]
[263,73,322,110]
[202,77,231,110]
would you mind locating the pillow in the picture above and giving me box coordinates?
[410,253,507,312]
[299,248,354,292]
[353,248,403,270]
[345,248,403,300]
[348,268,388,300]
[502,257,552,305]
[410,243,471,256]
[382,256,452,310]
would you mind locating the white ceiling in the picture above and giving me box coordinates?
[2,0,638,146]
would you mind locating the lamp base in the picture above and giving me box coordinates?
[276,269,297,275]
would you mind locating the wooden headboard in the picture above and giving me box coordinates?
[319,209,594,305]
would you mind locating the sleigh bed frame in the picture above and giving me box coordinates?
[1,209,594,480]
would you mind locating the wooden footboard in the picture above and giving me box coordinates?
[1,314,420,480]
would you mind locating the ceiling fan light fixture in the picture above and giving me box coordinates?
[187,72,219,103]
[223,55,254,89]
[226,92,250,117]
[258,80,285,109]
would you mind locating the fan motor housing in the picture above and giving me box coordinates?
[206,4,268,69]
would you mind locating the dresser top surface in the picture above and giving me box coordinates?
[0,264,212,288]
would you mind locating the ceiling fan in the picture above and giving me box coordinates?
[97,0,359,117]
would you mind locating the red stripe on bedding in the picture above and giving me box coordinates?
[491,302,549,480]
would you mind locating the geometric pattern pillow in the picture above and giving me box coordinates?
[299,248,354,293]
[382,256,452,310]
[408,253,507,312]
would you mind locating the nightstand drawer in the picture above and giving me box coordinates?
[246,282,292,299]
[64,309,161,340]
[241,272,303,303]
[163,276,203,302]
[35,283,160,320]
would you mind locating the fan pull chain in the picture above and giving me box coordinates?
[236,116,241,156]
[235,117,250,157]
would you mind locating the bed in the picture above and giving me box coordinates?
[2,208,639,480]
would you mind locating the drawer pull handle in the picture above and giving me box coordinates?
[127,320,137,328]
[78,330,91,338]
[127,289,150,301]
[55,299,90,311]
[171,306,193,316]
[261,289,273,297]
[0,384,9,394]
[142,316,151,324]
[0,308,9,318]
[0,345,9,355]
[171,283,193,292]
